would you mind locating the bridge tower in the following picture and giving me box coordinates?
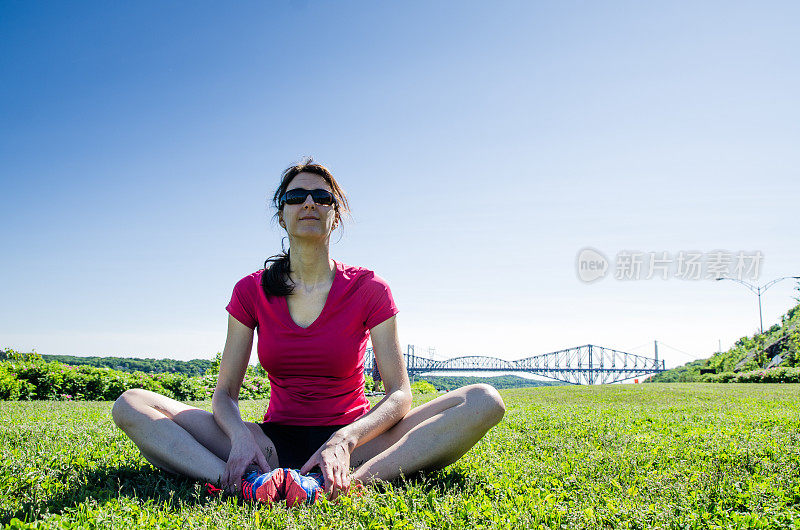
[407,344,415,382]
[654,340,659,367]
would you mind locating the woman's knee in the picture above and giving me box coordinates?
[111,388,158,429]
[111,389,137,428]
[462,384,506,427]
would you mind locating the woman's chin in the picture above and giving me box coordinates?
[290,229,330,240]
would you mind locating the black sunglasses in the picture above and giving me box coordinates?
[279,188,336,207]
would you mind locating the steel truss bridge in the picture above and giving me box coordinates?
[365,344,665,385]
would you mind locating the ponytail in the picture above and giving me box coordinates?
[261,246,294,297]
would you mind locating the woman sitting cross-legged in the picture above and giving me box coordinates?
[112,159,506,505]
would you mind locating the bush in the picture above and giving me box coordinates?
[0,365,34,400]
[0,356,270,402]
[237,375,270,400]
[701,371,736,383]
[1,348,42,362]
[760,366,800,383]
[411,380,437,394]
[732,367,800,384]
[62,366,112,400]
[13,361,67,400]
[158,373,208,401]
[717,372,736,383]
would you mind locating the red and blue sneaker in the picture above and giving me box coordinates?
[242,468,286,503]
[283,469,324,507]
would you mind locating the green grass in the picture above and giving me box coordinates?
[2,384,800,529]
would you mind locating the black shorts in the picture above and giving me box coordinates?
[259,423,349,469]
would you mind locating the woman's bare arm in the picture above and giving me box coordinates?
[334,316,413,448]
[212,314,270,490]
[300,315,412,496]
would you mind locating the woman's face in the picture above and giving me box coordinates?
[279,172,338,239]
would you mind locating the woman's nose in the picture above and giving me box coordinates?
[302,194,316,208]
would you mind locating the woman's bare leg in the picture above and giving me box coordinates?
[111,388,278,483]
[350,384,505,483]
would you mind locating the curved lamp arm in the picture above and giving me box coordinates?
[716,276,800,294]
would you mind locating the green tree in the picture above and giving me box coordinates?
[207,352,223,375]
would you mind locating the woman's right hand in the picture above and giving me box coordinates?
[214,315,266,493]
[221,431,271,493]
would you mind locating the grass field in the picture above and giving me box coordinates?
[2,384,800,529]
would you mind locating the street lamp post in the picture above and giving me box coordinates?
[716,276,800,334]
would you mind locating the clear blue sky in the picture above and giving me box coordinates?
[2,1,799,370]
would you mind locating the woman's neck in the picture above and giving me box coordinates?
[287,239,334,290]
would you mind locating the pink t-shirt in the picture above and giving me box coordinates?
[225,260,398,426]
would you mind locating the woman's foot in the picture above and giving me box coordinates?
[242,468,286,503]
[283,469,324,506]
[240,468,360,506]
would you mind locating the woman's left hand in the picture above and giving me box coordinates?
[300,435,353,500]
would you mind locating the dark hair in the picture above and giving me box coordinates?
[261,158,350,297]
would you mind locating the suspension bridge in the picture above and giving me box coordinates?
[365,343,666,385]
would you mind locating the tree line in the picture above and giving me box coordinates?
[36,353,213,376]
[420,375,564,391]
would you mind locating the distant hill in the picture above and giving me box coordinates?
[649,303,800,382]
[420,375,565,391]
[29,353,214,377]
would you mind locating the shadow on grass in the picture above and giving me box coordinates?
[2,462,213,525]
[4,465,474,524]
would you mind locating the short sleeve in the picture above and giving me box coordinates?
[226,275,258,329]
[362,273,399,329]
